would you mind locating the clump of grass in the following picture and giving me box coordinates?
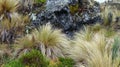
[68,25,120,67]
[0,0,30,44]
[112,37,120,60]
[14,34,35,58]
[101,6,113,26]
[0,0,19,19]
[33,24,69,59]
[75,26,93,41]
[0,44,12,66]
[1,14,24,30]
[15,24,70,60]
[91,23,102,32]
[0,0,19,12]
[104,28,115,38]
[112,37,120,67]
[16,35,35,49]
[0,14,29,44]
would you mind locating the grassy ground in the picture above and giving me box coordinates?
[0,0,120,67]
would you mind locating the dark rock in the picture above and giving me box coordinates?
[32,6,76,32]
[46,0,69,12]
[115,17,120,22]
[31,0,102,37]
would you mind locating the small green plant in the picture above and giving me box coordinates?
[48,57,75,67]
[19,49,49,67]
[112,37,120,60]
[69,4,79,15]
[35,0,46,3]
[4,60,25,67]
[104,28,115,37]
[58,57,75,67]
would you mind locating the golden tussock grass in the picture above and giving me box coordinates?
[0,0,19,14]
[15,24,70,60]
[68,24,120,67]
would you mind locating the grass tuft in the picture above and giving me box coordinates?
[32,24,70,59]
[68,26,120,67]
[0,0,19,14]
[15,24,70,60]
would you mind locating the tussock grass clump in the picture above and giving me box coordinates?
[101,6,117,26]
[0,0,30,44]
[0,44,12,66]
[0,14,27,30]
[112,37,120,67]
[0,0,19,12]
[32,24,69,59]
[16,35,35,49]
[0,0,19,19]
[15,24,70,60]
[76,26,93,41]
[101,6,120,27]
[0,14,29,44]
[68,25,120,67]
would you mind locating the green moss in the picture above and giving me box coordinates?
[35,0,46,3]
[69,4,79,15]
[4,60,25,67]
[48,57,75,67]
[58,57,75,67]
[19,49,49,67]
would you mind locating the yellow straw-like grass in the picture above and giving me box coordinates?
[68,25,120,67]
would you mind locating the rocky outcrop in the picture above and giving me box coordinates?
[31,0,102,37]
